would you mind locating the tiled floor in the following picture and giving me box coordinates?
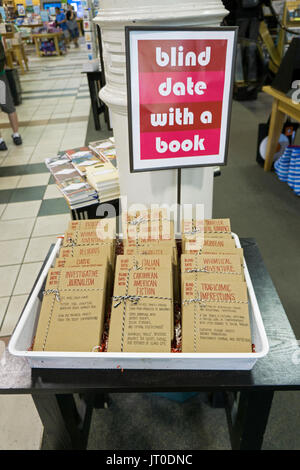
[0,41,90,449]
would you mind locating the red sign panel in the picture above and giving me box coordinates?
[126,28,237,172]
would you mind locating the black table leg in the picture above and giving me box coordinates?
[87,75,101,131]
[32,393,94,450]
[225,390,274,450]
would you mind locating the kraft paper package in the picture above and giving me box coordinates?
[123,208,170,224]
[182,218,233,253]
[33,266,108,352]
[124,219,175,246]
[183,236,236,253]
[182,218,232,236]
[63,228,115,247]
[181,253,243,276]
[68,217,116,239]
[62,229,115,267]
[123,242,179,301]
[116,254,174,338]
[55,254,107,269]
[57,244,114,296]
[180,253,245,295]
[181,274,252,353]
[123,209,175,246]
[107,264,173,353]
[64,218,116,254]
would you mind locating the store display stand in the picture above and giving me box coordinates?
[2,239,300,449]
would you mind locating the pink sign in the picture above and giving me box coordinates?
[126,28,237,172]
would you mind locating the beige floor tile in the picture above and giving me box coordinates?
[0,265,20,297]
[6,145,35,158]
[43,184,63,200]
[24,235,57,263]
[0,176,21,191]
[0,297,10,326]
[17,173,50,188]
[66,121,88,130]
[0,204,6,217]
[45,123,68,132]
[36,104,57,112]
[0,217,35,241]
[0,218,35,241]
[17,134,42,146]
[13,262,43,295]
[22,124,46,134]
[1,201,41,220]
[40,128,66,139]
[0,239,28,266]
[39,98,60,106]
[32,213,70,237]
[60,138,85,149]
[2,154,31,167]
[0,395,43,450]
[0,294,28,336]
[29,151,57,164]
[32,142,61,153]
[0,148,10,159]
[51,113,70,120]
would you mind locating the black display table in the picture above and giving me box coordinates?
[1,239,299,450]
[83,71,111,131]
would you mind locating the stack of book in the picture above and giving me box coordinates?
[45,155,98,210]
[65,147,107,176]
[89,137,118,168]
[86,161,120,203]
[45,140,120,210]
[181,218,252,353]
[33,218,116,352]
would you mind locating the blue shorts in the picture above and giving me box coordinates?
[68,27,79,39]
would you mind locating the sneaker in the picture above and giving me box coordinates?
[0,140,8,151]
[12,134,22,146]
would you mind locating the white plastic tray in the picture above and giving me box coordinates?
[8,233,269,370]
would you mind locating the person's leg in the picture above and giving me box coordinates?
[9,110,22,145]
[0,126,7,151]
[8,110,18,134]
[0,73,22,148]
[74,27,79,47]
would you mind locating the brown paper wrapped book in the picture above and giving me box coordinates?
[182,218,231,236]
[180,253,244,294]
[63,228,115,248]
[33,266,108,352]
[182,274,252,353]
[181,253,243,276]
[182,218,233,253]
[55,254,107,269]
[116,254,174,336]
[58,243,115,268]
[67,218,116,238]
[108,265,173,353]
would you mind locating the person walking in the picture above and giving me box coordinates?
[66,4,79,48]
[55,7,70,48]
[0,33,22,150]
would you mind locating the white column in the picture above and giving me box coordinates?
[94,0,228,217]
